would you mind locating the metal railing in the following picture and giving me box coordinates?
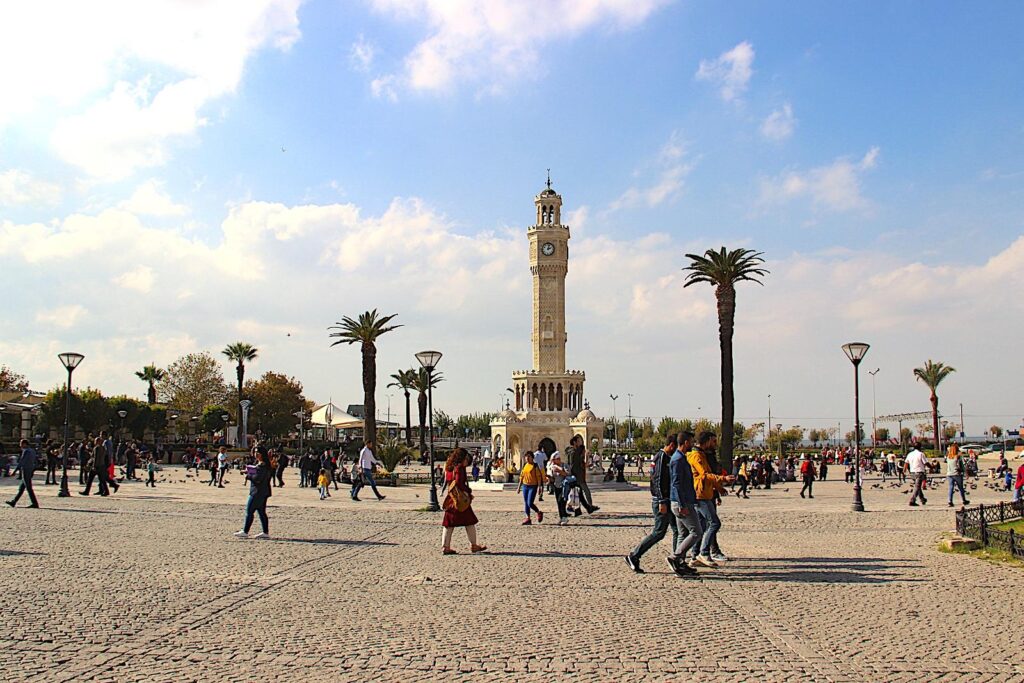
[955,500,1024,559]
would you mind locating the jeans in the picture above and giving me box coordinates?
[553,487,568,518]
[909,472,927,504]
[630,499,678,561]
[522,485,541,517]
[11,476,39,507]
[800,475,813,497]
[670,502,702,559]
[243,495,269,534]
[363,468,384,499]
[695,499,721,557]
[946,475,967,505]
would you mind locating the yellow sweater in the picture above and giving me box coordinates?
[519,463,544,486]
[317,474,329,488]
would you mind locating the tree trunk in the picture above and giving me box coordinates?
[417,390,427,454]
[404,389,412,447]
[362,341,377,446]
[717,283,736,475]
[931,391,940,454]
[236,363,245,437]
[147,382,156,405]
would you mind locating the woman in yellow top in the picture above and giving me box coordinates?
[516,451,545,525]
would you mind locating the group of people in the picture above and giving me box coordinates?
[514,434,601,526]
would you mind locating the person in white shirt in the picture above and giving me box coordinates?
[906,445,928,506]
[357,441,386,501]
[533,448,548,501]
[217,447,228,487]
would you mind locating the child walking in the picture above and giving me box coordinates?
[146,458,156,487]
[317,468,329,500]
[516,451,544,525]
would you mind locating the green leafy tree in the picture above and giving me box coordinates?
[244,371,310,438]
[329,309,402,446]
[0,365,29,392]
[683,247,768,473]
[107,395,149,439]
[454,413,494,439]
[158,352,231,419]
[873,427,890,442]
[991,425,1003,439]
[943,423,958,442]
[377,437,414,472]
[222,342,258,429]
[808,429,821,446]
[388,368,418,447]
[410,367,444,453]
[913,360,956,454]
[899,427,913,446]
[433,409,455,437]
[149,406,168,443]
[135,364,165,405]
[77,388,111,435]
[201,405,230,437]
[38,387,82,435]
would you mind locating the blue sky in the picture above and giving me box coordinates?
[1,1,1022,436]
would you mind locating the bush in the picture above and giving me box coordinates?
[378,438,414,472]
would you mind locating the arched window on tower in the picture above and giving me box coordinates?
[547,384,555,411]
[556,384,563,411]
[539,384,547,411]
[515,385,522,411]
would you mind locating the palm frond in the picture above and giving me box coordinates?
[328,309,403,346]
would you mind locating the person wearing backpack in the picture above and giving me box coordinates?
[799,456,817,499]
[945,444,969,508]
[625,435,679,574]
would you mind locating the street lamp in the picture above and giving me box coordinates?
[842,341,870,512]
[221,413,229,444]
[868,368,880,448]
[117,409,128,445]
[57,352,84,497]
[627,393,634,445]
[415,350,443,512]
[294,408,306,456]
[609,394,618,449]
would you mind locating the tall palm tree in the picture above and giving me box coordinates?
[683,247,768,473]
[388,368,418,447]
[410,367,444,455]
[329,310,402,445]
[135,364,165,404]
[913,360,956,453]
[222,342,258,430]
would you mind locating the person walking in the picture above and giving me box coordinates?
[546,452,570,525]
[532,447,547,501]
[667,431,701,578]
[906,444,928,506]
[516,451,544,525]
[349,461,364,501]
[44,441,58,485]
[317,468,329,501]
[945,445,969,508]
[145,457,157,487]
[441,448,487,555]
[734,456,750,499]
[275,450,288,487]
[625,435,680,574]
[799,456,817,499]
[566,435,599,515]
[6,439,40,508]
[217,446,229,487]
[234,448,272,539]
[688,431,735,568]
[1014,461,1024,503]
[81,436,116,496]
[357,441,386,501]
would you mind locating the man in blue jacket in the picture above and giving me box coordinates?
[668,431,701,577]
[625,435,678,573]
[6,439,40,508]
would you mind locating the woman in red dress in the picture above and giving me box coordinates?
[442,448,487,555]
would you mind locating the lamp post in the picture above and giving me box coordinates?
[416,350,443,512]
[57,352,84,497]
[609,394,618,449]
[117,409,128,446]
[776,423,783,463]
[868,368,880,448]
[767,394,772,448]
[294,408,306,455]
[842,342,870,512]
[626,393,634,445]
[221,413,229,445]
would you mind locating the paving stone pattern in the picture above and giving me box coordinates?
[1,469,1022,682]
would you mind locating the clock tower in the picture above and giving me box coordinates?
[529,173,568,373]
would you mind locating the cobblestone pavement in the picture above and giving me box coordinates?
[1,468,1022,682]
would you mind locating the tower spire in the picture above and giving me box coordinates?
[546,168,551,190]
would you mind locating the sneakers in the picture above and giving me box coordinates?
[625,555,644,574]
[537,510,544,523]
[233,530,249,538]
[693,555,719,568]
[559,517,569,525]
[667,556,698,578]
[909,501,918,506]
[522,518,532,525]
[711,551,730,563]
[252,532,270,540]
[377,495,386,501]
[590,506,601,513]
[4,500,14,508]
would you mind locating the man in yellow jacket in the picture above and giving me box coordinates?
[687,431,734,568]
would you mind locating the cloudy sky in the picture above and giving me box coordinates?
[1,1,1022,436]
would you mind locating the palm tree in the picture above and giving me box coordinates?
[913,360,956,453]
[388,368,418,447]
[135,364,165,404]
[222,342,259,430]
[683,247,768,473]
[329,310,402,445]
[410,367,444,454]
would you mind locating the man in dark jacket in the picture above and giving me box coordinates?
[6,439,40,508]
[667,431,700,576]
[625,435,678,573]
[80,437,117,496]
[566,435,598,515]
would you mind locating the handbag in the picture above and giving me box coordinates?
[443,486,471,512]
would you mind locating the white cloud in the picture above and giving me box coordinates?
[608,133,695,211]
[118,180,188,217]
[760,103,796,141]
[370,75,399,102]
[0,169,61,206]
[758,147,880,212]
[696,41,755,102]
[34,304,87,329]
[113,266,155,293]
[365,0,668,96]
[350,35,376,72]
[1,1,301,179]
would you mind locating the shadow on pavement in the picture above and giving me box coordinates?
[486,550,620,559]
[48,507,118,515]
[700,557,924,583]
[0,549,47,557]
[270,537,397,547]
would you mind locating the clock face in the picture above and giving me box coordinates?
[541,242,555,256]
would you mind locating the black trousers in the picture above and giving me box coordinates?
[12,477,39,506]
[801,476,813,497]
[46,460,58,484]
[83,470,111,495]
